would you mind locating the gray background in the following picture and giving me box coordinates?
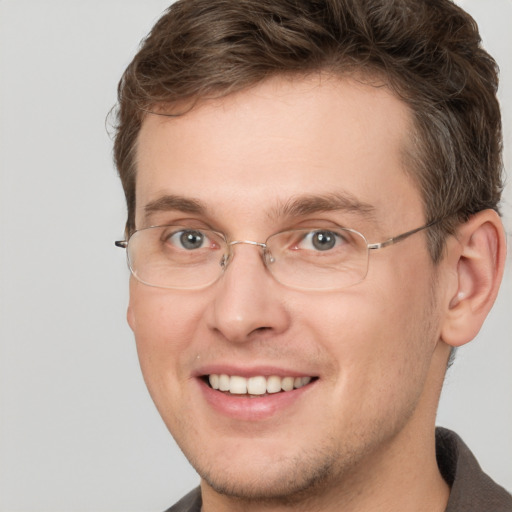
[0,1,510,510]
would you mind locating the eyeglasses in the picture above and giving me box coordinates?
[115,220,439,291]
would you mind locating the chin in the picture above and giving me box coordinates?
[190,445,344,504]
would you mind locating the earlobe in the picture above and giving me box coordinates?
[440,210,506,347]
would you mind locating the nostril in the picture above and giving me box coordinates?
[254,326,271,332]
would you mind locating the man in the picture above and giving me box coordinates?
[112,0,511,510]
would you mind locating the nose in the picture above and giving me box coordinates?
[206,242,290,343]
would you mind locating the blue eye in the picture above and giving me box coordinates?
[168,230,207,250]
[300,230,344,251]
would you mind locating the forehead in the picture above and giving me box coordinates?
[135,75,421,232]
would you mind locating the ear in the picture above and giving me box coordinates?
[440,209,506,347]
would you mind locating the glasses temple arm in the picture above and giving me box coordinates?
[367,219,441,251]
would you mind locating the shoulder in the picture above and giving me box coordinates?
[163,487,202,512]
[436,427,512,512]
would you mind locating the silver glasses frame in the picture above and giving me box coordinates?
[366,219,440,251]
[115,219,442,290]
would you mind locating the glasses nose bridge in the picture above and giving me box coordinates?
[228,239,267,249]
[222,239,271,269]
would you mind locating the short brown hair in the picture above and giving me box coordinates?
[113,0,502,261]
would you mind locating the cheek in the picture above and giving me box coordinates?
[128,283,206,388]
[304,268,438,394]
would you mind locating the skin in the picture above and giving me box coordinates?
[126,75,487,511]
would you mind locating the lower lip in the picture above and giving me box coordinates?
[198,378,316,421]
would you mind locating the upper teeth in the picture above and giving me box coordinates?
[208,374,312,395]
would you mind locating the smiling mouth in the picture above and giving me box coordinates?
[204,374,318,396]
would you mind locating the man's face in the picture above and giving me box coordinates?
[129,76,445,500]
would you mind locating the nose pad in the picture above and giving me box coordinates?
[264,248,275,265]
[220,253,230,269]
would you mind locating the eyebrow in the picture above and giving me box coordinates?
[144,194,206,219]
[143,191,376,224]
[270,193,376,220]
